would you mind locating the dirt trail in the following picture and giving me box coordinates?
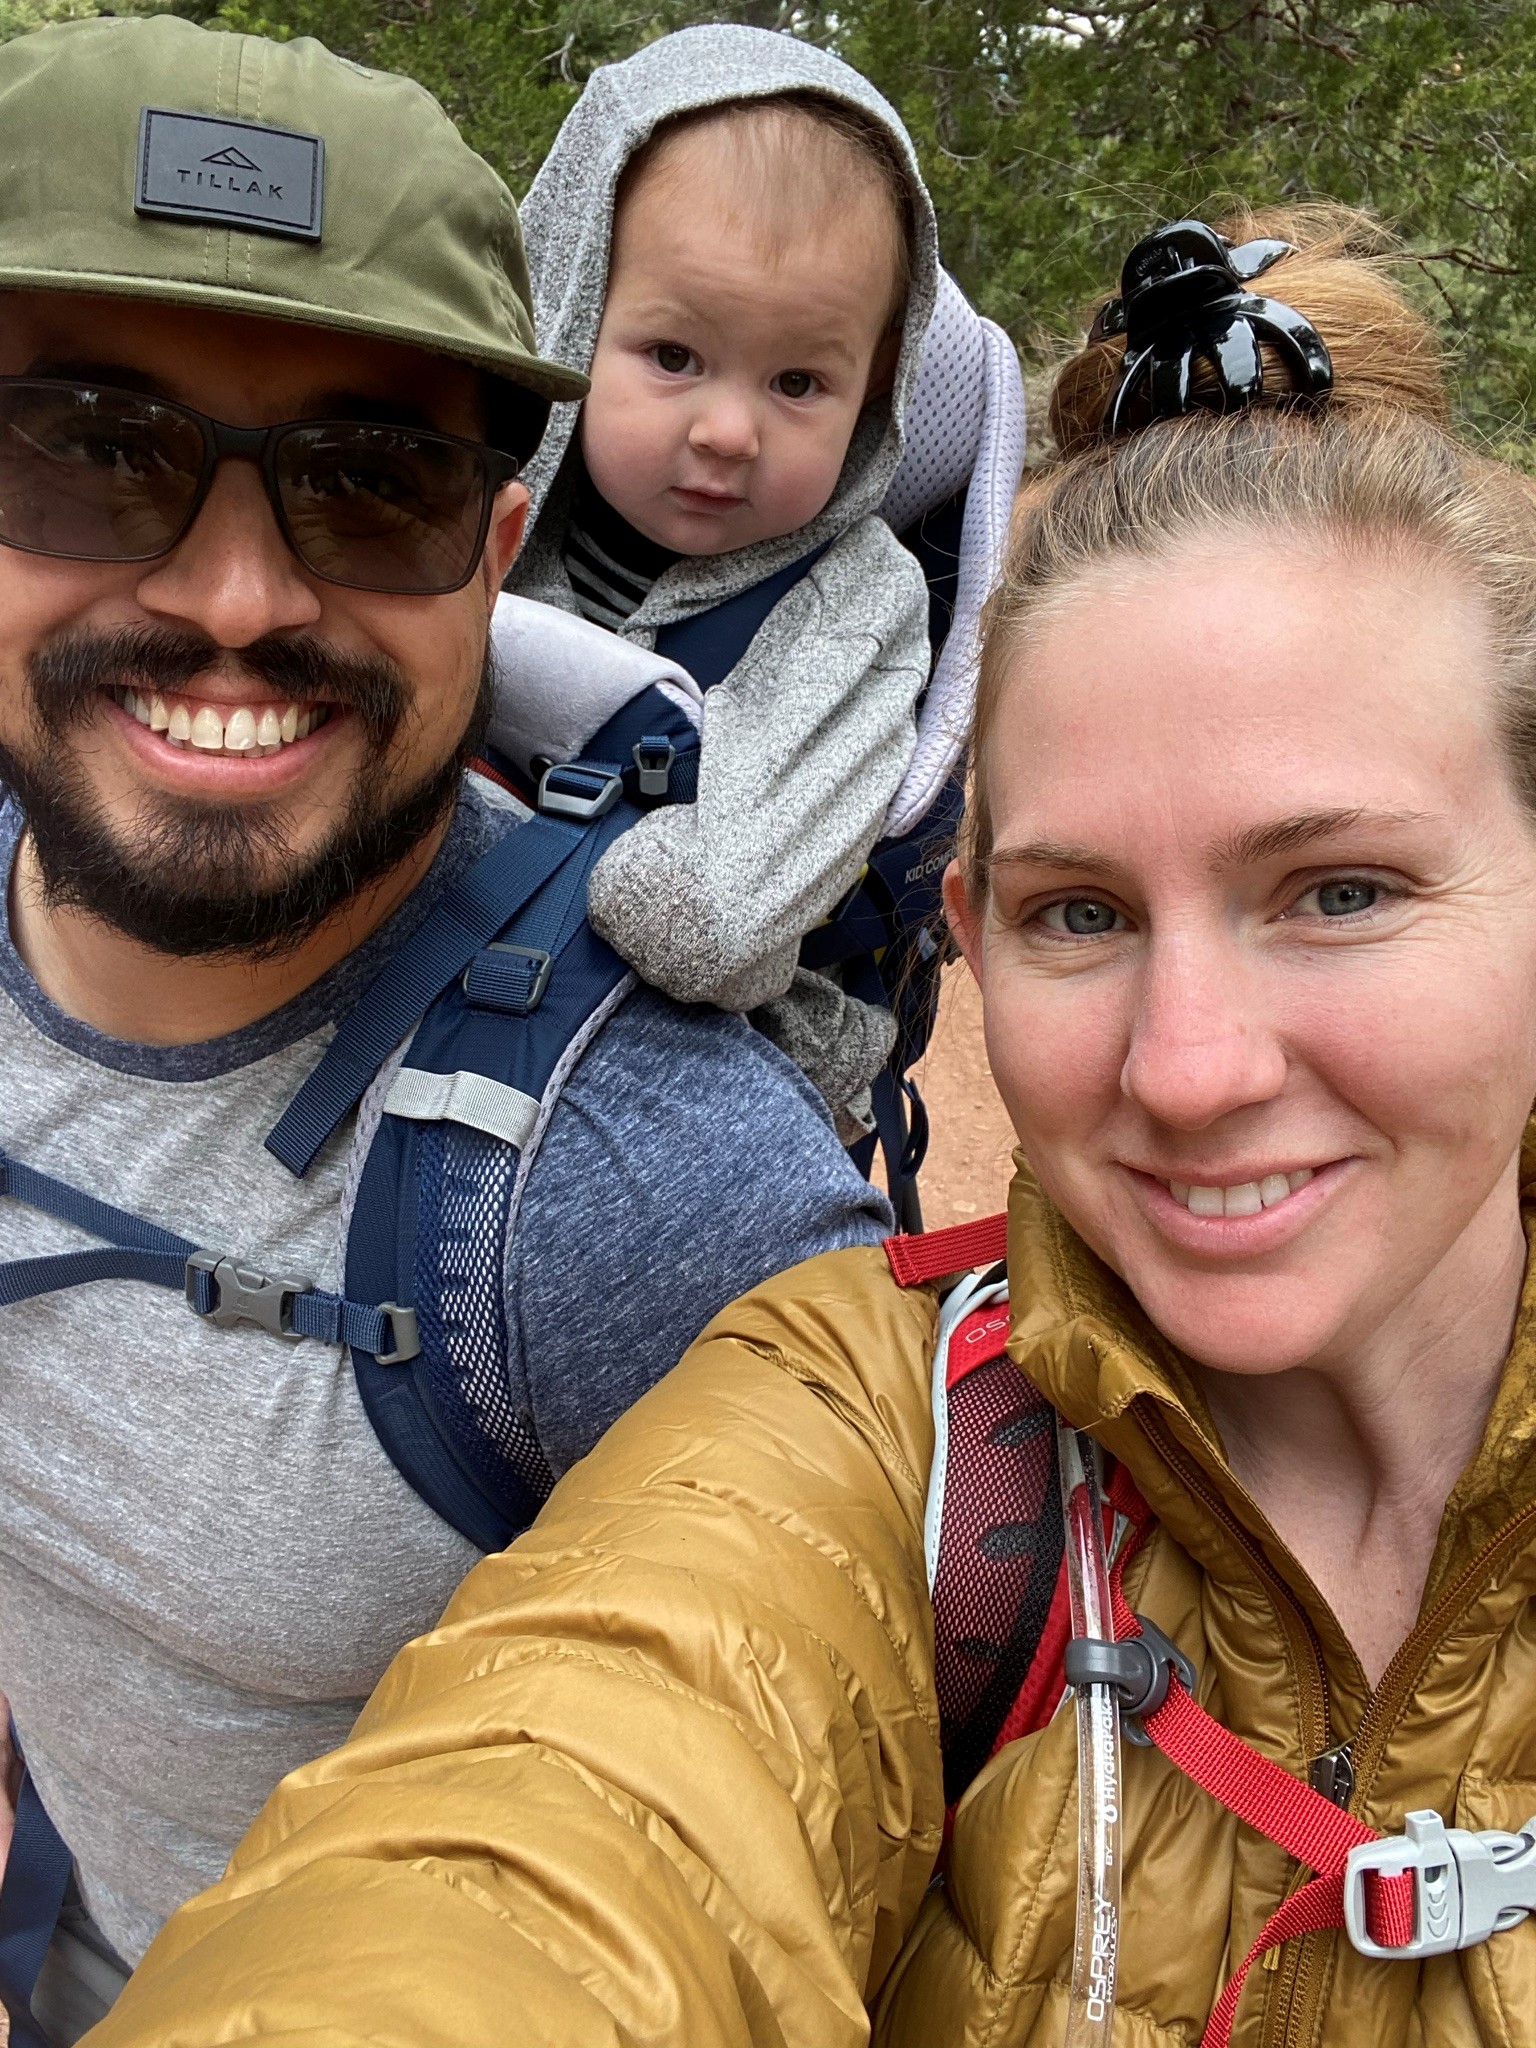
[888,962,1017,1228]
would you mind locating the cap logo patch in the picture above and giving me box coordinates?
[135,109,324,243]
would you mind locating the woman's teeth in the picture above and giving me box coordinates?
[113,688,328,756]
[1165,1169,1314,1217]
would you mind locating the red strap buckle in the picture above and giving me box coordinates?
[1345,1810,1536,1959]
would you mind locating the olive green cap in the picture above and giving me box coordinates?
[0,15,588,411]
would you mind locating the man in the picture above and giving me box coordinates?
[0,17,889,2044]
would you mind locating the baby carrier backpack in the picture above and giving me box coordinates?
[0,273,1021,2043]
[486,269,1025,1233]
[893,1214,1536,2048]
[813,271,1024,1232]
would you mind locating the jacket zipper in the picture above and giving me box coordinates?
[1138,1402,1333,1747]
[1344,1499,1536,1799]
[1144,1398,1536,2047]
[1276,1500,1536,2048]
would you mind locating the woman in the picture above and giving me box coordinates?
[86,209,1536,2047]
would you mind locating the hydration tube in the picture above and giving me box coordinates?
[1057,1420,1123,2047]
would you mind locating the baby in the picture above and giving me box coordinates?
[513,26,939,1137]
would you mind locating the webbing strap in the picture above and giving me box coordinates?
[885,1212,1009,1287]
[285,1292,406,1355]
[1134,1664,1382,1875]
[0,1243,191,1306]
[0,1146,409,1360]
[266,811,587,1176]
[0,1152,190,1257]
[1102,1486,1415,2046]
[1200,1872,1368,2048]
[0,1148,202,1306]
[491,805,610,979]
[0,1761,73,2044]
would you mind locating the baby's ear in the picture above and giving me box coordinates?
[865,326,903,402]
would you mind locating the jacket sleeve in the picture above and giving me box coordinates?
[586,519,929,1011]
[86,1248,945,2048]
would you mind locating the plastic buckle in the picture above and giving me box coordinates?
[1062,1616,1197,1746]
[1344,1810,1536,1960]
[463,941,554,1015]
[186,1250,312,1340]
[373,1303,421,1366]
[536,761,622,822]
[631,736,676,799]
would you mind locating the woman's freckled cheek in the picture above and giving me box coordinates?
[978,933,1127,1156]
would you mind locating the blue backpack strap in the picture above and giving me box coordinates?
[265,807,598,1179]
[0,1148,416,1362]
[0,1735,74,2048]
[654,541,831,689]
[805,771,967,1229]
[653,533,953,1226]
[338,687,701,1552]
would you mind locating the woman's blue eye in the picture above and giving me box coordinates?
[1043,898,1121,936]
[1314,878,1380,917]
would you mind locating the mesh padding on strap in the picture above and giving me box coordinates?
[933,1353,1060,1802]
[413,1122,553,1516]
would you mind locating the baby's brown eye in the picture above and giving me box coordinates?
[654,344,693,374]
[775,370,815,399]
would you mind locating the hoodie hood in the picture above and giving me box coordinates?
[516,24,941,616]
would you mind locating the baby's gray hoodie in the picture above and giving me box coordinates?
[512,26,939,1131]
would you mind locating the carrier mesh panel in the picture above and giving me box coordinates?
[933,1354,1062,1802]
[413,1121,554,1516]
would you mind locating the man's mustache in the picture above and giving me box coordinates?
[28,625,410,748]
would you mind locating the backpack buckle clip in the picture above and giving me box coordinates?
[464,942,554,1016]
[631,737,676,799]
[185,1250,313,1339]
[373,1303,421,1366]
[1062,1617,1197,1745]
[1344,1809,1536,1959]
[536,760,622,822]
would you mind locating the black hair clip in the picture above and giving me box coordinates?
[1089,219,1333,434]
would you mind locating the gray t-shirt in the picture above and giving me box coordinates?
[0,779,889,1965]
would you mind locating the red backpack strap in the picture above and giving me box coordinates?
[979,1458,1161,1760]
[886,1212,1008,1288]
[1095,1492,1415,2047]
[938,1414,1425,2041]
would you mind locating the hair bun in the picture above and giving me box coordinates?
[1049,204,1450,459]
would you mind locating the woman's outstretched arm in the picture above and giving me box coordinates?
[90,1246,945,2048]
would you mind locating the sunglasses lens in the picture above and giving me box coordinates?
[0,384,205,560]
[275,424,489,595]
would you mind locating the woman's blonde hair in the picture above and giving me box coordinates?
[960,205,1536,893]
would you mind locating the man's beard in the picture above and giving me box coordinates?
[0,624,492,958]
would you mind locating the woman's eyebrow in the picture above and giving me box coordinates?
[986,840,1122,878]
[985,809,1435,882]
[1217,807,1432,865]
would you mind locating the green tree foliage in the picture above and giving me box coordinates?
[0,0,164,41]
[35,1,1536,451]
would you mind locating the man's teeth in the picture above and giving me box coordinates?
[114,689,326,755]
[1166,1169,1314,1217]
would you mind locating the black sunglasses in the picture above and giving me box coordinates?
[0,377,522,597]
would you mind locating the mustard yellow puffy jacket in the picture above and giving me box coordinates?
[92,1169,1536,2048]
